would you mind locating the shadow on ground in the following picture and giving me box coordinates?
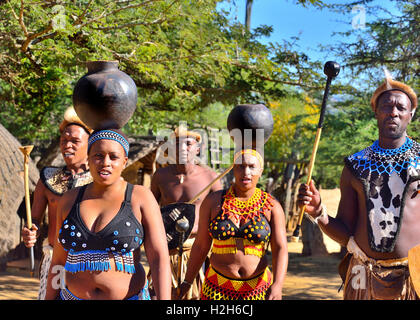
[283,252,343,300]
[0,270,39,300]
[0,246,345,300]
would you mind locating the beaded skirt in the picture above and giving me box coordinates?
[201,265,271,300]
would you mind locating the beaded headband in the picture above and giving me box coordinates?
[233,149,264,168]
[88,129,129,156]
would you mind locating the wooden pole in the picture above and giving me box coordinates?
[19,145,35,277]
[291,61,340,242]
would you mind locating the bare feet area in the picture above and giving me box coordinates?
[0,189,344,300]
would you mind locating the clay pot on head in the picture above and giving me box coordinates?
[227,104,274,150]
[72,60,138,130]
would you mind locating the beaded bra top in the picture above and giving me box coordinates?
[345,137,420,252]
[209,187,273,257]
[58,183,144,273]
[40,166,93,196]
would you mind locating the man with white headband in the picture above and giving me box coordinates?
[297,75,419,300]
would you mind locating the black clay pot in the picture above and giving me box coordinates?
[227,104,273,148]
[72,60,138,130]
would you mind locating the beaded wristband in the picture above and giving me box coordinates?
[314,204,328,224]
[307,204,328,225]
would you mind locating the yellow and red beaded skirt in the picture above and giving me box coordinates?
[201,265,272,300]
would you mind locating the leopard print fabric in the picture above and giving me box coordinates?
[40,166,92,196]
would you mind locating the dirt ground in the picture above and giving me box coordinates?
[280,188,344,300]
[0,189,344,300]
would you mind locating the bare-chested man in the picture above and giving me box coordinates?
[297,76,419,300]
[22,107,92,299]
[151,126,223,299]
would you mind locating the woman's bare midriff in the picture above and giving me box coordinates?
[65,250,146,300]
[209,239,268,279]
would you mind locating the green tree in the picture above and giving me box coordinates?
[327,0,418,84]
[307,0,420,187]
[326,0,419,139]
[0,0,328,145]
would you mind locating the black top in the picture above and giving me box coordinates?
[58,183,144,253]
[208,190,271,244]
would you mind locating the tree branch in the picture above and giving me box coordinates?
[19,0,29,36]
[343,53,420,68]
[91,17,167,30]
[231,61,322,89]
[21,22,53,52]
[73,0,94,26]
[75,0,160,29]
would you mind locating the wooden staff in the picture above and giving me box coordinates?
[19,145,35,276]
[291,61,340,242]
[187,163,234,205]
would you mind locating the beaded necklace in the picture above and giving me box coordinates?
[222,186,273,225]
[348,137,420,176]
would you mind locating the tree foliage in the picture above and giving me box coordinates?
[0,0,326,143]
[327,0,419,85]
[308,0,420,187]
[0,0,417,190]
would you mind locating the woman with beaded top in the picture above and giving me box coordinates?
[179,148,288,300]
[45,129,171,300]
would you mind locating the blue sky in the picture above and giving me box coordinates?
[219,0,399,65]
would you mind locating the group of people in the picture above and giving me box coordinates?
[22,76,419,300]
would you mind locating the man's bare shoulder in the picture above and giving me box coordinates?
[35,177,48,193]
[62,187,80,201]
[151,166,173,184]
[338,166,360,206]
[36,178,62,204]
[340,165,358,186]
[153,166,173,176]
[196,164,219,177]
[204,188,225,203]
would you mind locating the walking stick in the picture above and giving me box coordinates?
[19,145,35,276]
[291,61,340,242]
[175,217,190,296]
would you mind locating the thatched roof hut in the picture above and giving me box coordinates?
[122,136,163,187]
[0,124,39,270]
